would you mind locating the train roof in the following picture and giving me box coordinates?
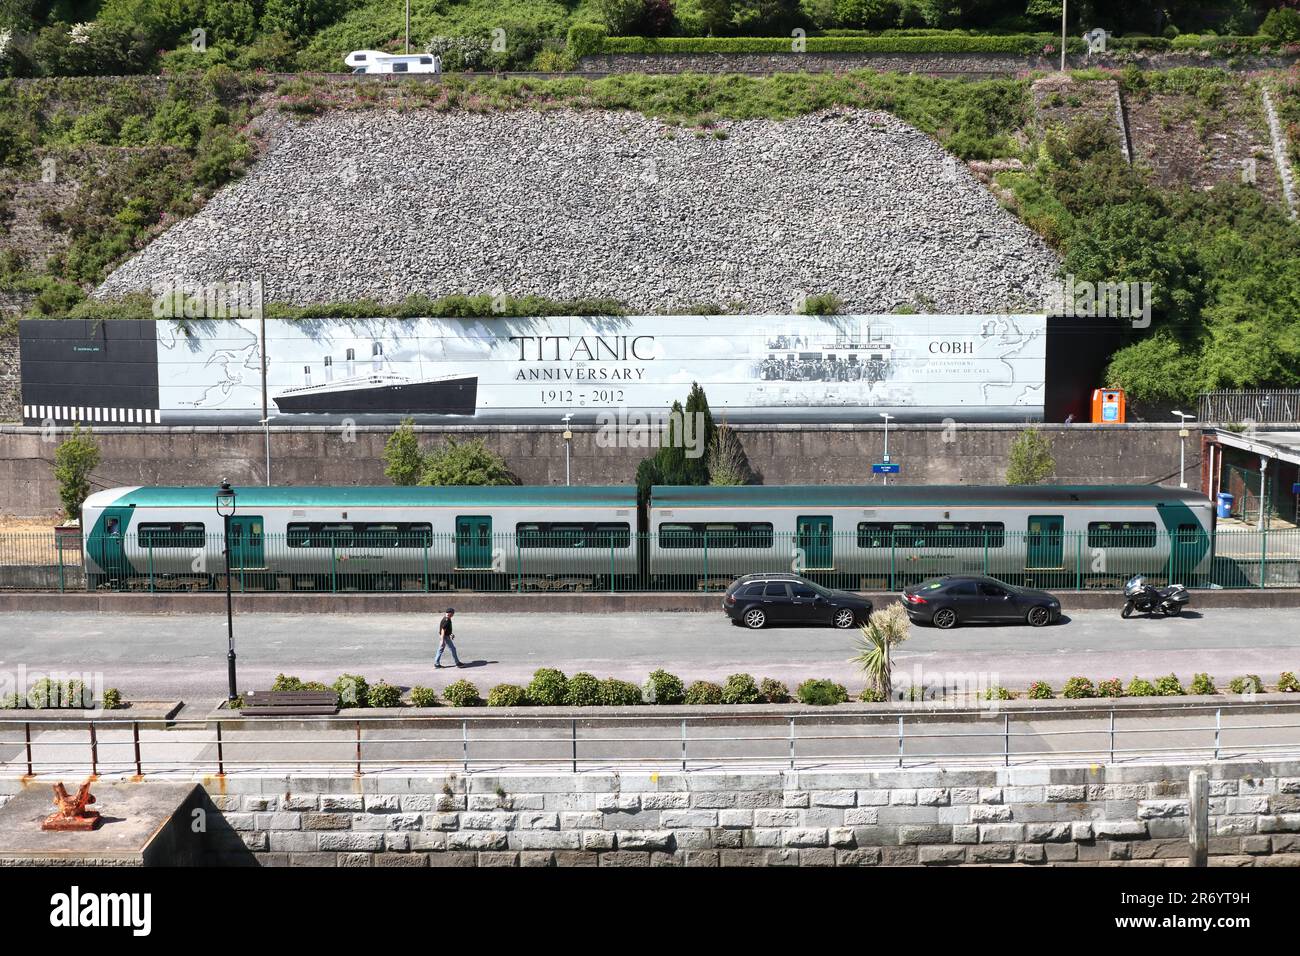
[649,484,1209,508]
[86,485,638,509]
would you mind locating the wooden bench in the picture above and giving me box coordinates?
[240,690,339,716]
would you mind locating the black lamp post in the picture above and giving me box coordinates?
[216,479,238,702]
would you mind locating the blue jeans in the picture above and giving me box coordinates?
[436,636,461,666]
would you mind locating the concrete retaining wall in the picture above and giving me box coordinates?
[5,760,1286,866]
[0,423,1196,516]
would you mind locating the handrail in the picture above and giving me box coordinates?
[3,704,1300,777]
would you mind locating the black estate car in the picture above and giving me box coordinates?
[902,575,1061,629]
[723,573,873,629]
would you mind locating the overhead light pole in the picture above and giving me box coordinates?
[215,479,239,703]
[880,412,894,487]
[1061,0,1068,72]
[1172,411,1195,488]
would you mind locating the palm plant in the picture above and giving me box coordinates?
[851,602,911,699]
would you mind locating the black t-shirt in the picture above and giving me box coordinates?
[439,615,453,638]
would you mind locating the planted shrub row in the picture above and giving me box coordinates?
[0,678,117,710]
[987,672,1297,701]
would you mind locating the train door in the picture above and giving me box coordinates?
[455,515,493,569]
[1025,515,1064,570]
[796,515,834,570]
[89,506,133,578]
[228,516,265,569]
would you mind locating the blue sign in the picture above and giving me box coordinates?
[872,463,900,475]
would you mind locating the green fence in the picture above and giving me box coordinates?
[3,528,1299,593]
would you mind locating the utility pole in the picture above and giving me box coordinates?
[1061,0,1067,72]
[405,0,411,53]
[258,274,270,486]
[879,413,893,487]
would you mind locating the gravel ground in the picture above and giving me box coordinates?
[96,108,1062,312]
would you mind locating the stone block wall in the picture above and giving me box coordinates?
[179,761,1300,867]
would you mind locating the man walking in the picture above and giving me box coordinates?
[435,607,463,668]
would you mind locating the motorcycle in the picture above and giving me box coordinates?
[1121,574,1190,618]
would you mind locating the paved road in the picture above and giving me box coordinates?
[1,607,1298,701]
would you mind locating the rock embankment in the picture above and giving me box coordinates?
[96,108,1061,312]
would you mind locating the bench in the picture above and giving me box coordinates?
[239,690,339,716]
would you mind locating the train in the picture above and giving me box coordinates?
[80,483,1216,593]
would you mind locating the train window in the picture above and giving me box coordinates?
[658,522,773,549]
[857,522,1005,548]
[1087,522,1157,548]
[138,523,206,549]
[515,522,630,549]
[392,62,408,72]
[287,522,433,548]
[1175,523,1201,545]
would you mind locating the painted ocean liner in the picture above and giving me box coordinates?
[272,343,478,415]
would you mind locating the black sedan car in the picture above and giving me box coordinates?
[723,573,873,629]
[901,575,1061,629]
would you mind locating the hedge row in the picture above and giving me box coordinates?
[582,32,1295,58]
[988,672,1300,701]
[0,679,121,710]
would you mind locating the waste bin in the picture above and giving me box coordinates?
[1216,492,1234,519]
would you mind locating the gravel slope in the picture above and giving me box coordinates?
[96,108,1062,311]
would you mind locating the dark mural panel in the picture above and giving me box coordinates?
[1044,315,1124,423]
[19,320,160,425]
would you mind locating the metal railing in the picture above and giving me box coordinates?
[3,703,1300,776]
[1199,388,1300,425]
[3,527,1299,592]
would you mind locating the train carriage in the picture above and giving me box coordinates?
[82,485,639,592]
[646,484,1215,591]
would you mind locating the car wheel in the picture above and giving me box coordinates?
[1027,606,1052,627]
[933,607,958,630]
[743,608,766,629]
[833,608,856,629]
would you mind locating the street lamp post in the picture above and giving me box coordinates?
[216,479,238,702]
[562,413,573,486]
[880,412,894,487]
[1172,410,1195,488]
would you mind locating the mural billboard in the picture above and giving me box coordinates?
[20,314,1047,425]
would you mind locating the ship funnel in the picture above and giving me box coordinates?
[324,355,333,383]
[372,341,383,372]
[304,365,312,387]
[346,348,355,378]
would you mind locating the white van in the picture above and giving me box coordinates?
[345,50,442,74]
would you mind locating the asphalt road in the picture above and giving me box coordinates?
[1,606,1298,702]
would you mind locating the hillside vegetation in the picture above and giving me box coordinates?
[3,1,1300,76]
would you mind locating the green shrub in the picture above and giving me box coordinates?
[1189,673,1217,696]
[487,684,530,708]
[1126,677,1157,697]
[801,292,843,315]
[367,681,402,708]
[721,673,761,705]
[101,687,123,710]
[985,686,1016,701]
[27,678,61,708]
[272,673,305,691]
[409,686,438,708]
[1228,675,1264,695]
[759,678,790,703]
[1062,677,1095,699]
[645,669,685,705]
[442,680,483,708]
[684,680,723,705]
[859,688,887,703]
[526,668,569,706]
[1278,672,1299,693]
[0,694,23,709]
[1097,678,1124,698]
[64,679,91,708]
[1027,681,1054,700]
[598,678,643,706]
[333,673,370,708]
[796,679,849,706]
[564,672,602,706]
[1155,674,1186,696]
[566,23,608,59]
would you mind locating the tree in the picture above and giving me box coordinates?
[420,437,516,486]
[383,418,424,486]
[852,602,911,699]
[52,423,100,523]
[707,422,752,485]
[1005,427,1055,485]
[681,382,717,486]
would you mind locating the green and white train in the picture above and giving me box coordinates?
[81,483,1215,591]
